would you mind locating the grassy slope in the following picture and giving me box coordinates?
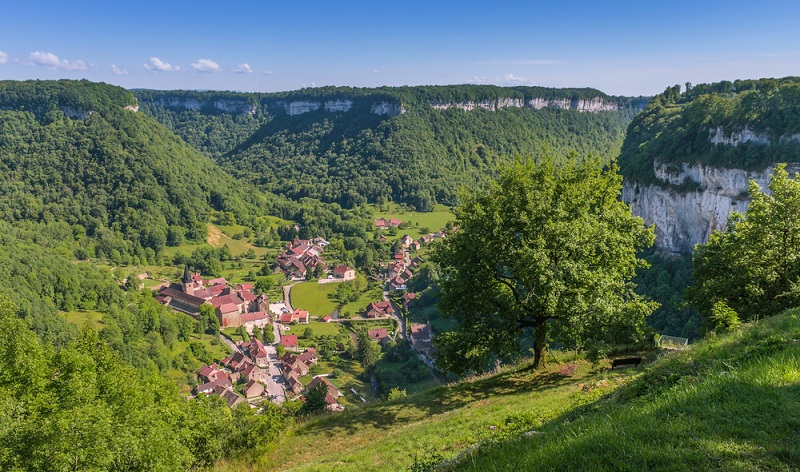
[216,308,800,472]
[215,356,635,471]
[449,309,800,471]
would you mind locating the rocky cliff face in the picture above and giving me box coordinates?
[139,93,624,118]
[427,96,619,113]
[146,96,257,114]
[528,96,619,112]
[623,161,800,253]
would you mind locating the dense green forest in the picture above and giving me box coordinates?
[0,294,286,471]
[0,80,387,266]
[0,80,267,256]
[619,77,800,185]
[137,86,644,210]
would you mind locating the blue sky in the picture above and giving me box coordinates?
[1,0,799,96]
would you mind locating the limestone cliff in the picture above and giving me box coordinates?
[426,96,621,113]
[623,161,800,254]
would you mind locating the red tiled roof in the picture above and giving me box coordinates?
[240,311,268,323]
[198,364,219,379]
[333,265,352,275]
[157,287,206,307]
[281,334,298,347]
[209,293,245,308]
[217,303,239,314]
[368,328,388,340]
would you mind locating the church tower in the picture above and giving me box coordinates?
[181,264,194,294]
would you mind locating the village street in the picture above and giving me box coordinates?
[264,345,285,403]
[382,287,408,343]
[219,334,242,354]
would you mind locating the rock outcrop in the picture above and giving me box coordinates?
[623,162,800,253]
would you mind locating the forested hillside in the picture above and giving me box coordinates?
[137,86,645,210]
[0,80,273,258]
[619,77,800,185]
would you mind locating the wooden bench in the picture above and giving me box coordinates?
[611,357,642,370]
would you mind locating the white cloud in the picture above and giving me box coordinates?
[497,73,534,85]
[373,69,379,74]
[470,76,487,83]
[28,51,87,71]
[110,64,128,75]
[263,70,274,75]
[233,63,253,74]
[144,56,179,72]
[0,51,7,65]
[191,58,221,72]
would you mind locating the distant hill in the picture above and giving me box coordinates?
[0,80,275,259]
[136,85,648,210]
[619,76,800,186]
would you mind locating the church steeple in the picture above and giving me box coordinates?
[182,264,193,294]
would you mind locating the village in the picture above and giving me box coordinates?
[154,216,447,410]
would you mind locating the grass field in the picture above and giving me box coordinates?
[339,286,385,319]
[161,223,280,262]
[289,282,339,317]
[215,308,800,472]
[285,320,343,339]
[62,310,105,330]
[221,327,250,344]
[370,203,454,231]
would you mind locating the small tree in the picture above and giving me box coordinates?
[709,301,741,334]
[298,383,328,416]
[198,304,219,336]
[688,164,800,322]
[263,324,275,343]
[303,327,314,339]
[355,329,381,371]
[387,387,408,401]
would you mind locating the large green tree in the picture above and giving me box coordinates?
[432,156,656,372]
[687,164,800,324]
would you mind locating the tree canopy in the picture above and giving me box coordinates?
[137,87,641,211]
[687,164,800,325]
[432,156,656,373]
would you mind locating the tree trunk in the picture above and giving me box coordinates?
[532,321,548,369]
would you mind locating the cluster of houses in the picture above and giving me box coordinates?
[156,266,270,329]
[374,217,403,230]
[279,347,344,410]
[194,337,271,407]
[384,233,431,291]
[275,238,327,279]
[365,300,394,318]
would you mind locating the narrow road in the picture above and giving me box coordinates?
[283,282,298,311]
[219,334,242,354]
[383,285,408,343]
[263,344,285,403]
